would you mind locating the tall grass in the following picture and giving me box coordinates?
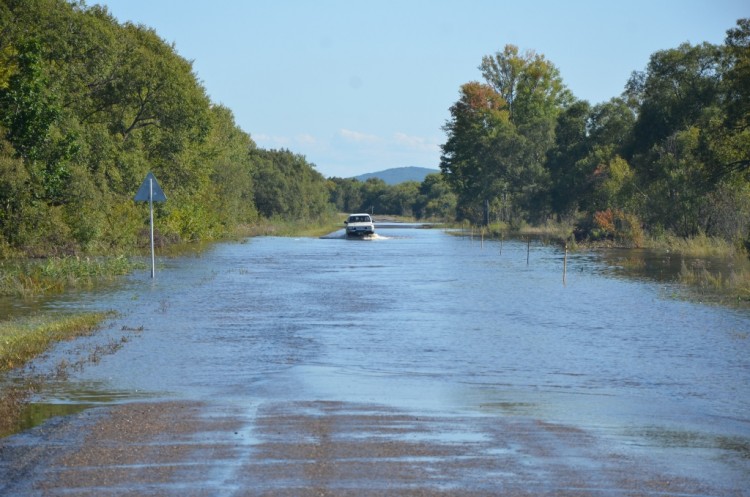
[0,312,112,373]
[679,261,750,303]
[234,215,345,238]
[651,234,750,303]
[449,220,576,247]
[0,311,112,436]
[650,233,739,258]
[0,256,141,297]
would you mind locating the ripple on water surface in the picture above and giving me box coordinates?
[12,228,750,490]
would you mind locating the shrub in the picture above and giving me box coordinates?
[577,209,644,247]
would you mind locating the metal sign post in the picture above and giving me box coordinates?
[134,172,167,278]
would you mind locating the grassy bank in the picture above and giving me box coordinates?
[449,220,575,246]
[0,312,112,373]
[678,261,750,304]
[0,216,344,300]
[0,256,142,298]
[0,218,346,437]
[646,233,740,258]
[233,215,346,238]
[646,234,750,304]
[0,311,112,436]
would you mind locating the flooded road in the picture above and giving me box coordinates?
[1,227,749,495]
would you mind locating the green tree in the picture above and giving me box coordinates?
[414,173,456,220]
[479,45,573,127]
[204,105,257,229]
[442,46,571,224]
[626,42,723,171]
[705,19,750,180]
[250,149,331,220]
[328,177,364,213]
[440,81,509,221]
[546,100,592,217]
[381,181,420,216]
[624,38,746,237]
[547,98,636,218]
[359,177,389,215]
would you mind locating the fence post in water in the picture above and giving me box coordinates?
[481,228,484,249]
[526,238,530,266]
[499,232,503,255]
[563,243,568,286]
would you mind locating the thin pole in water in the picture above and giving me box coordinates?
[526,238,530,266]
[563,243,568,286]
[149,177,155,278]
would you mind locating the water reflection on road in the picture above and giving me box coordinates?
[15,227,750,490]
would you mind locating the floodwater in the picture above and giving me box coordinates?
[3,226,750,494]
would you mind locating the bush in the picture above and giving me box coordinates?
[576,209,644,247]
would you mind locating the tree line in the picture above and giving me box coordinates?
[326,175,456,220]
[0,0,335,257]
[441,20,750,247]
[2,1,748,258]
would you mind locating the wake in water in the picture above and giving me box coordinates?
[355,233,389,241]
[319,231,389,240]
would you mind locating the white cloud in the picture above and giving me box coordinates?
[296,133,317,145]
[393,132,441,153]
[339,128,380,143]
[254,133,320,149]
[254,133,291,147]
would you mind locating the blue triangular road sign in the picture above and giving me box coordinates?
[134,172,167,202]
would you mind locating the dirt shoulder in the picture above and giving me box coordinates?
[0,399,736,497]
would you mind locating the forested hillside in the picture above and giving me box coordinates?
[0,0,332,257]
[354,167,439,185]
[441,24,750,247]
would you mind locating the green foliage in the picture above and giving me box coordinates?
[0,0,334,257]
[415,174,457,219]
[328,177,364,213]
[3,3,748,256]
[0,311,110,372]
[440,81,512,221]
[441,20,750,250]
[251,149,332,221]
[326,173,456,220]
[0,255,140,297]
[442,46,571,224]
[479,45,573,126]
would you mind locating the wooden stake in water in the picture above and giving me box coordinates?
[500,232,503,255]
[526,238,530,265]
[563,243,568,286]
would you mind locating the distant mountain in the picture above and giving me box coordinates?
[353,166,439,185]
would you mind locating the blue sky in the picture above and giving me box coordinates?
[96,0,747,178]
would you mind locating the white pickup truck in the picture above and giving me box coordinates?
[344,213,375,237]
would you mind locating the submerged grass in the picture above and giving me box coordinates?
[446,220,750,306]
[678,261,750,304]
[649,233,740,258]
[0,255,142,298]
[647,234,750,304]
[0,312,112,373]
[448,220,576,247]
[0,311,115,436]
